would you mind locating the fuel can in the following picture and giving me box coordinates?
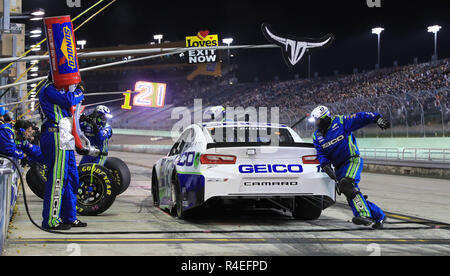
[43,15,81,90]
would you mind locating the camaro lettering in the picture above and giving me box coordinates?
[244,182,299,186]
[239,164,303,174]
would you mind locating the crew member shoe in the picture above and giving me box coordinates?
[372,217,387,230]
[44,223,72,231]
[66,220,88,228]
[352,216,375,227]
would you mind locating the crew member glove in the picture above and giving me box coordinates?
[20,157,28,168]
[376,116,391,130]
[80,114,92,124]
[322,164,337,181]
[77,82,86,93]
[76,148,90,156]
[92,122,100,134]
[323,164,341,195]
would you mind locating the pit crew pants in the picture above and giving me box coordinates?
[336,157,385,222]
[40,130,79,228]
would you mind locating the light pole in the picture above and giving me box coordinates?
[29,9,45,21]
[77,40,87,50]
[427,25,442,61]
[308,53,311,79]
[153,34,163,44]
[222,38,233,64]
[29,28,42,38]
[29,44,41,52]
[372,27,384,69]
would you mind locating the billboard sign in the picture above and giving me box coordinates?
[185,30,219,64]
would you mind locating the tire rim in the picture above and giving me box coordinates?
[78,174,105,206]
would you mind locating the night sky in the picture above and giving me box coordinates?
[23,0,450,82]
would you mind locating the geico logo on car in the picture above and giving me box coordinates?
[239,164,304,174]
[244,181,299,186]
[322,135,345,149]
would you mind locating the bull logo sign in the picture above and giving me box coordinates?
[262,23,334,68]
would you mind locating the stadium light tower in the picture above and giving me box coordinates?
[29,8,45,21]
[77,40,87,50]
[31,8,45,17]
[153,34,163,44]
[28,28,42,38]
[427,25,442,60]
[372,27,384,69]
[223,38,234,64]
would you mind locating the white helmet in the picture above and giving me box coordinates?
[311,106,331,120]
[204,106,226,121]
[95,105,112,119]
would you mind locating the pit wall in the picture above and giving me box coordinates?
[363,163,450,180]
[0,161,19,256]
[301,137,450,149]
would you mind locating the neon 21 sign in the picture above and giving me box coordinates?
[122,81,167,110]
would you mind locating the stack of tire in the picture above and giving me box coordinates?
[26,157,131,216]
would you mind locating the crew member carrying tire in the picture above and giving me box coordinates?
[311,106,391,229]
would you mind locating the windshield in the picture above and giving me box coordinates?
[206,126,295,144]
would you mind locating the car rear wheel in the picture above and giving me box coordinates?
[291,196,322,221]
[174,175,185,219]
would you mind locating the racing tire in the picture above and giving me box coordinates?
[151,167,160,207]
[104,157,131,195]
[76,163,119,216]
[25,162,47,200]
[173,174,187,219]
[291,196,322,221]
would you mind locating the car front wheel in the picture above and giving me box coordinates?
[151,167,160,207]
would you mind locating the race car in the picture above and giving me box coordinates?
[152,122,336,220]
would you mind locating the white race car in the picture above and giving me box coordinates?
[152,122,336,220]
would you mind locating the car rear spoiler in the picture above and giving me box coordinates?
[207,142,315,150]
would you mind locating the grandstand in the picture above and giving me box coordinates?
[108,59,449,138]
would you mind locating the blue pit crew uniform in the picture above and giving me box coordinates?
[39,82,84,228]
[17,140,45,164]
[79,122,112,166]
[313,113,386,223]
[0,120,24,160]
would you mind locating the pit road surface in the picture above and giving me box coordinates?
[3,151,450,256]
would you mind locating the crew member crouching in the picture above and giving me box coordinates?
[79,105,113,166]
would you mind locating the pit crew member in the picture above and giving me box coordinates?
[13,120,45,165]
[0,105,24,160]
[311,106,391,229]
[39,77,87,230]
[79,105,113,166]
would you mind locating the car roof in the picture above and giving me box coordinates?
[199,121,290,129]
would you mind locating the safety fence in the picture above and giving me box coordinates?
[359,148,450,163]
[286,87,450,139]
[0,159,19,255]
